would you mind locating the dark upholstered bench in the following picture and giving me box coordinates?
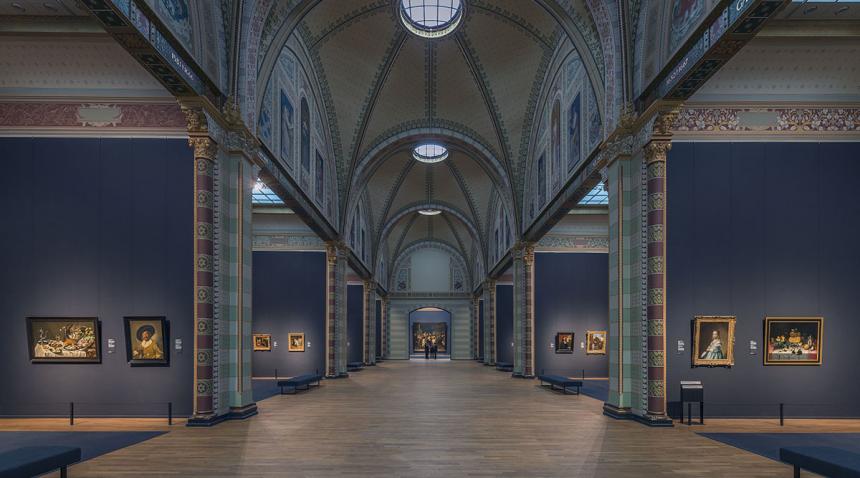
[538,375,583,395]
[347,362,364,371]
[277,373,322,394]
[495,362,513,372]
[0,446,81,478]
[780,446,860,478]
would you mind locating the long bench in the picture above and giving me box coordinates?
[495,362,513,372]
[538,374,583,395]
[277,373,322,394]
[347,362,364,371]
[780,446,860,478]
[0,446,81,478]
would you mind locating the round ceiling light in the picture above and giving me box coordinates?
[400,0,464,39]
[412,143,449,163]
[418,208,442,216]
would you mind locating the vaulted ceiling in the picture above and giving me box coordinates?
[246,0,614,280]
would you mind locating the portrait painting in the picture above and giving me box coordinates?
[124,317,168,366]
[27,317,101,363]
[300,98,311,175]
[551,98,561,188]
[555,332,574,354]
[253,334,272,352]
[692,316,736,367]
[537,153,546,206]
[586,331,607,355]
[568,93,581,171]
[764,317,823,365]
[288,332,305,352]
[279,90,294,164]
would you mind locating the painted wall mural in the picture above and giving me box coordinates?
[524,47,603,228]
[258,41,339,228]
[391,242,470,294]
[489,193,515,268]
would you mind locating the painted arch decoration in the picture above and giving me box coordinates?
[390,241,472,294]
[523,43,604,228]
[257,37,339,227]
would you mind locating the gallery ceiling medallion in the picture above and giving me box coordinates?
[418,207,442,216]
[412,143,449,163]
[399,0,464,39]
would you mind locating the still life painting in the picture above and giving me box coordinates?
[27,317,101,363]
[764,317,823,365]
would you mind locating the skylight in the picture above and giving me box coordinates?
[578,184,608,206]
[413,143,449,163]
[400,0,463,39]
[252,179,284,205]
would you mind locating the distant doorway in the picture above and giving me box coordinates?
[408,307,451,359]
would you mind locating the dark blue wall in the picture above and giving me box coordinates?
[0,138,193,417]
[252,251,326,378]
[347,284,363,363]
[408,310,452,355]
[667,142,860,417]
[496,284,514,364]
[375,300,382,358]
[534,253,609,377]
[478,300,484,359]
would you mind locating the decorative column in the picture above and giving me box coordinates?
[382,297,390,359]
[187,128,218,423]
[512,242,536,378]
[363,280,376,365]
[471,295,480,360]
[326,242,348,377]
[483,280,496,366]
[643,110,676,423]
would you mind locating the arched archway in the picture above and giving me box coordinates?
[409,307,452,359]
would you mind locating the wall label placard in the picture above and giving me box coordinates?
[677,340,685,353]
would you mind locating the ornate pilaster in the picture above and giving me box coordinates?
[363,281,376,365]
[326,242,348,377]
[483,280,497,366]
[471,295,480,360]
[187,127,218,422]
[642,109,676,423]
[512,242,536,378]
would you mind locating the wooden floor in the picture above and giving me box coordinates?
[5,360,853,477]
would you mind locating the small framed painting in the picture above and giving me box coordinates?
[586,331,607,355]
[27,317,101,363]
[288,333,305,352]
[124,317,169,366]
[692,316,736,367]
[764,317,823,366]
[555,332,574,354]
[253,334,272,351]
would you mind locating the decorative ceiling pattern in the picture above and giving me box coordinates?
[243,0,626,284]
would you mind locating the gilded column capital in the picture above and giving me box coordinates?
[652,108,680,137]
[189,136,218,160]
[644,140,672,165]
[485,279,496,290]
[364,280,376,293]
[181,105,209,134]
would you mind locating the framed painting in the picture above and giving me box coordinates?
[692,316,736,367]
[288,332,305,352]
[124,317,169,366]
[27,317,101,363]
[764,317,823,365]
[586,331,607,355]
[555,332,574,354]
[253,334,272,351]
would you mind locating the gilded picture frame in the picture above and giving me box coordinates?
[288,332,305,352]
[253,334,272,351]
[585,331,607,355]
[764,317,823,366]
[692,316,736,367]
[26,317,101,363]
[124,316,169,366]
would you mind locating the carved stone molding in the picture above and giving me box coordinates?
[673,106,860,135]
[188,136,218,161]
[644,140,672,165]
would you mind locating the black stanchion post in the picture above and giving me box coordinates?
[687,403,692,426]
[168,402,173,426]
[780,403,784,426]
[69,402,74,426]
[700,401,704,425]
